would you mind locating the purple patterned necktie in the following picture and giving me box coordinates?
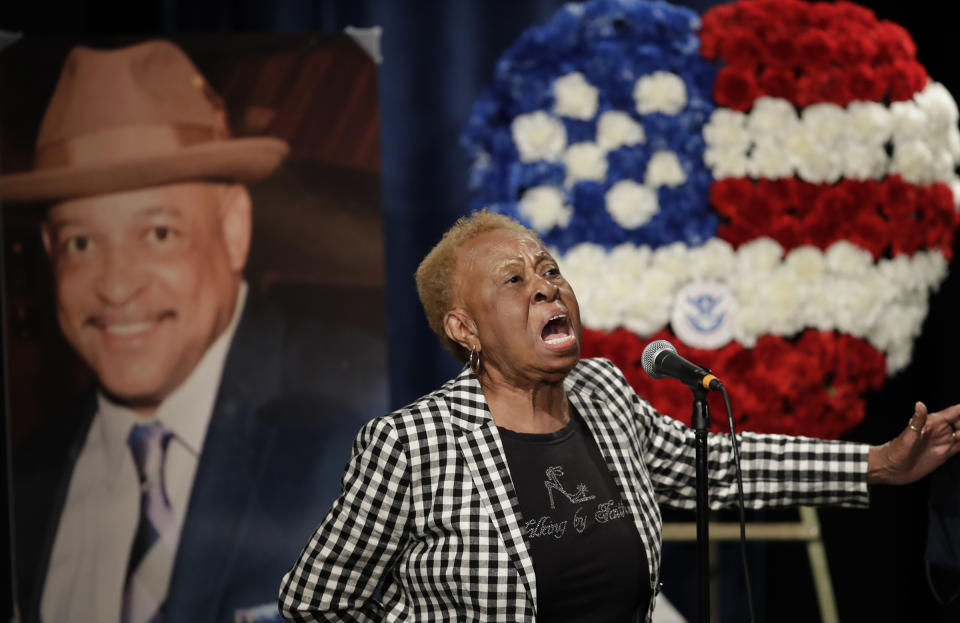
[121,422,175,623]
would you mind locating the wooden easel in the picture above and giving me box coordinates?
[661,506,838,623]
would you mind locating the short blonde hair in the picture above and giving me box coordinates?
[415,210,540,361]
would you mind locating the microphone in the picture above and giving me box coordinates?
[641,340,722,391]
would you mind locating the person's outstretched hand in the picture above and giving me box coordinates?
[867,402,960,485]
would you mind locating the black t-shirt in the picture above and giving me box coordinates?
[498,410,651,622]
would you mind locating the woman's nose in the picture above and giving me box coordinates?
[532,276,559,302]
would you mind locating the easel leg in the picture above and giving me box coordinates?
[800,506,840,623]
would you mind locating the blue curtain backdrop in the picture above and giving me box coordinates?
[3,1,960,622]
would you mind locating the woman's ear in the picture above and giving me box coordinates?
[443,308,478,351]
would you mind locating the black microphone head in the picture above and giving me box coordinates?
[641,339,677,380]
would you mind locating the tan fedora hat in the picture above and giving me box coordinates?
[0,39,289,203]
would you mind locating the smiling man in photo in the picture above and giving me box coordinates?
[2,39,375,623]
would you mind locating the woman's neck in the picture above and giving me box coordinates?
[480,372,570,434]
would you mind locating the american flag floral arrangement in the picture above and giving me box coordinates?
[461,0,960,438]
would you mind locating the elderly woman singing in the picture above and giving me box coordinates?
[279,211,960,622]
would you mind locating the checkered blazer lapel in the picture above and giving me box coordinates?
[446,367,539,610]
[564,363,662,594]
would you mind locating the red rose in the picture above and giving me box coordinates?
[880,175,917,219]
[716,223,755,249]
[700,3,740,37]
[808,1,837,28]
[764,34,800,69]
[714,66,760,112]
[796,70,852,107]
[699,29,721,60]
[771,217,802,251]
[846,210,889,258]
[847,63,884,102]
[735,1,774,32]
[757,67,798,103]
[710,178,754,216]
[835,31,878,66]
[756,178,794,210]
[796,29,837,69]
[874,21,918,62]
[791,181,822,219]
[818,184,859,220]
[738,191,775,230]
[769,0,811,30]
[833,1,877,27]
[890,214,926,256]
[845,179,881,209]
[881,60,928,102]
[720,27,765,67]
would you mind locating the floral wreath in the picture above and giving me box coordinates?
[461,0,960,438]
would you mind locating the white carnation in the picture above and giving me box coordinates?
[841,142,888,180]
[620,268,676,335]
[762,274,804,335]
[830,278,880,336]
[606,243,652,282]
[946,129,960,161]
[914,82,958,133]
[784,246,825,282]
[703,108,750,152]
[747,97,799,142]
[605,180,658,229]
[583,283,624,330]
[735,237,783,275]
[558,243,606,315]
[747,140,794,179]
[804,282,837,331]
[911,250,949,290]
[518,186,573,233]
[645,150,687,187]
[651,241,689,276]
[795,143,842,184]
[634,71,687,115]
[511,111,567,162]
[553,72,599,120]
[687,238,735,281]
[928,148,957,183]
[869,303,925,365]
[781,124,817,172]
[847,101,893,145]
[704,146,750,179]
[596,111,645,151]
[877,254,914,291]
[951,178,960,207]
[890,101,929,143]
[885,343,912,375]
[802,103,850,146]
[891,140,935,184]
[824,241,873,276]
[563,142,608,185]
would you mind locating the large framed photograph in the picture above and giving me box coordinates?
[1,32,386,622]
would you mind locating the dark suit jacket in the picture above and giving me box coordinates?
[13,292,384,622]
[927,455,960,605]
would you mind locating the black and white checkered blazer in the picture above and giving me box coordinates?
[279,357,870,622]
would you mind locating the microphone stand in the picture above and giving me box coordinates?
[689,382,712,623]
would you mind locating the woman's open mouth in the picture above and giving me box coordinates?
[541,313,576,349]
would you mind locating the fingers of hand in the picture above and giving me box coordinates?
[930,403,960,442]
[909,402,926,434]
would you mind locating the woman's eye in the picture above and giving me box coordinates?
[507,275,521,284]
